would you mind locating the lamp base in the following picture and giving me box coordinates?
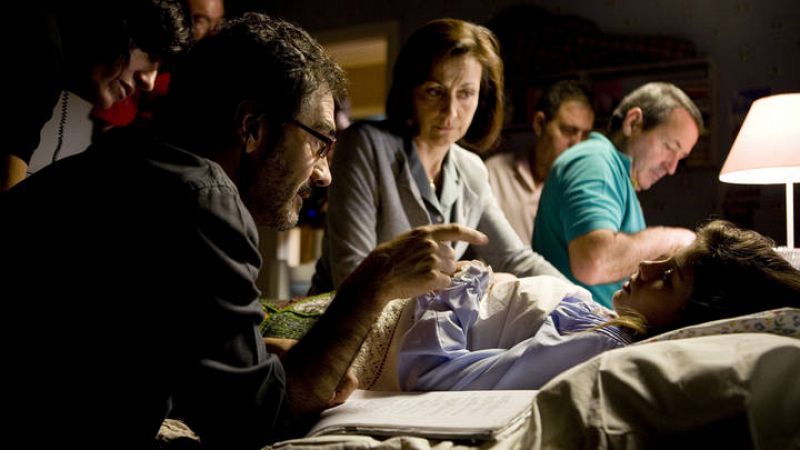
[775,246,800,270]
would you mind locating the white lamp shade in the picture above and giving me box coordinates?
[719,93,800,184]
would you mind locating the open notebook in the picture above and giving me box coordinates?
[307,389,538,441]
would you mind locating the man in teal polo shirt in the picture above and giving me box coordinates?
[533,82,702,307]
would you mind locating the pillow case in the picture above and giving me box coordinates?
[641,307,800,344]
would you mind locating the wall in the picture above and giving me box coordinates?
[234,0,800,243]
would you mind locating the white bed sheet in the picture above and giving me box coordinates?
[268,333,800,449]
[271,270,800,450]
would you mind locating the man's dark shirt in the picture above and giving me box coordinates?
[1,129,290,449]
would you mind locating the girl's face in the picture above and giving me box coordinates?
[612,243,702,328]
[412,54,482,150]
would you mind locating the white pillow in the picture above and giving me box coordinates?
[640,307,800,344]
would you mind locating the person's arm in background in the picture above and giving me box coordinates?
[568,226,695,285]
[284,224,488,417]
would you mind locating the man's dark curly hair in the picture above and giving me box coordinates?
[162,12,347,156]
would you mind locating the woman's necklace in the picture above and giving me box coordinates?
[415,138,445,193]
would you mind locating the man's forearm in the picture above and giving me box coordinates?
[570,226,695,284]
[280,257,388,416]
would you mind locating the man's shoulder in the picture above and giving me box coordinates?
[485,151,515,165]
[484,151,534,190]
[484,151,515,172]
[560,133,614,160]
[120,132,236,196]
[551,134,620,176]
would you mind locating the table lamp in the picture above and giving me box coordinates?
[719,93,800,266]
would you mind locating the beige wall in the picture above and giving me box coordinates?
[347,63,386,119]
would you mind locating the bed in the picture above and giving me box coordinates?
[159,276,800,449]
[261,272,800,449]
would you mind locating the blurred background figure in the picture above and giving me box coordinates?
[186,0,225,42]
[90,0,226,133]
[1,0,189,190]
[485,79,594,245]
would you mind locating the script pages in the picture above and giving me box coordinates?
[307,389,538,441]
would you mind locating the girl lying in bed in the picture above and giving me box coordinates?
[398,220,800,390]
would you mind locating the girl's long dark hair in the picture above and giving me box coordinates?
[670,220,800,331]
[611,220,800,338]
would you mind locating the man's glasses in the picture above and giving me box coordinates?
[289,119,336,159]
